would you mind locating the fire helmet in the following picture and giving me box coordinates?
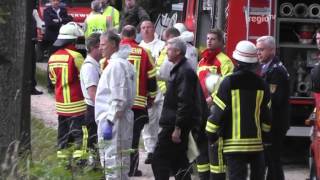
[53,22,84,46]
[174,23,187,34]
[232,40,258,63]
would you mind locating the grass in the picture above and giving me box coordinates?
[26,117,103,179]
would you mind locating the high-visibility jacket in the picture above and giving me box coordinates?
[102,6,120,30]
[48,44,86,116]
[84,12,107,38]
[120,38,157,109]
[198,49,234,98]
[156,47,167,93]
[206,70,272,154]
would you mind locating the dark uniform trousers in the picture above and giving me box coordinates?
[196,136,226,180]
[151,127,191,180]
[225,152,265,180]
[84,105,97,151]
[57,114,86,151]
[130,108,149,174]
[265,130,286,180]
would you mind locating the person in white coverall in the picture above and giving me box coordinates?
[139,20,165,164]
[95,30,136,180]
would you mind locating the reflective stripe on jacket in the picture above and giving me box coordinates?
[48,44,86,116]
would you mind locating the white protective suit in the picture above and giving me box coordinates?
[139,38,165,153]
[158,31,198,81]
[95,45,136,180]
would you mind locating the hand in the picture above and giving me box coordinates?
[102,120,113,140]
[206,96,213,106]
[53,19,59,23]
[147,97,154,108]
[171,127,181,143]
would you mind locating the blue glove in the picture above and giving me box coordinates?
[102,120,113,140]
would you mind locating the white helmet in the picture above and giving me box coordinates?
[174,23,187,34]
[232,40,258,63]
[205,74,222,93]
[179,31,194,43]
[54,22,84,46]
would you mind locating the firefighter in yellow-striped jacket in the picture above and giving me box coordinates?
[48,22,88,162]
[120,25,157,176]
[206,41,271,180]
[196,29,234,180]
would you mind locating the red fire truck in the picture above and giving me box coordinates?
[170,0,319,178]
[33,0,91,60]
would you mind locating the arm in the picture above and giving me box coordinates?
[60,8,73,24]
[205,78,230,143]
[175,68,197,129]
[261,82,272,144]
[43,8,61,28]
[145,50,157,106]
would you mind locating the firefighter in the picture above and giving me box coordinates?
[100,0,120,30]
[139,20,166,164]
[206,40,272,180]
[48,22,87,163]
[256,36,290,180]
[83,0,107,39]
[95,30,136,180]
[79,33,102,166]
[120,25,157,176]
[196,28,234,180]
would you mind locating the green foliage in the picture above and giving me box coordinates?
[0,6,10,24]
[27,118,104,179]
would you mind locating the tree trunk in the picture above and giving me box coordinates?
[0,0,31,164]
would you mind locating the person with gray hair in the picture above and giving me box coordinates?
[80,33,102,166]
[95,30,136,180]
[151,37,205,180]
[256,35,290,180]
[83,0,108,38]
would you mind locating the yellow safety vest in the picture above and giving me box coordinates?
[102,6,120,30]
[85,13,107,38]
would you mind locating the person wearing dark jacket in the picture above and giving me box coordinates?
[43,0,72,92]
[257,36,290,180]
[151,37,202,180]
[43,0,72,52]
[206,40,272,180]
[119,0,150,32]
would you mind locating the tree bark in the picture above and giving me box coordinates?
[0,0,31,163]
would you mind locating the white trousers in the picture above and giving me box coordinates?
[142,100,163,153]
[98,110,134,180]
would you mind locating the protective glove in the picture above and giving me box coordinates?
[101,120,113,140]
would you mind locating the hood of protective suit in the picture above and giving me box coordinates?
[111,45,132,60]
[179,31,194,43]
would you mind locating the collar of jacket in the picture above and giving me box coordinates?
[266,56,280,71]
[201,48,222,61]
[120,38,138,46]
[63,44,77,51]
[170,57,187,75]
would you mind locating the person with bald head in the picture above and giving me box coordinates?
[139,20,166,164]
[120,25,157,176]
